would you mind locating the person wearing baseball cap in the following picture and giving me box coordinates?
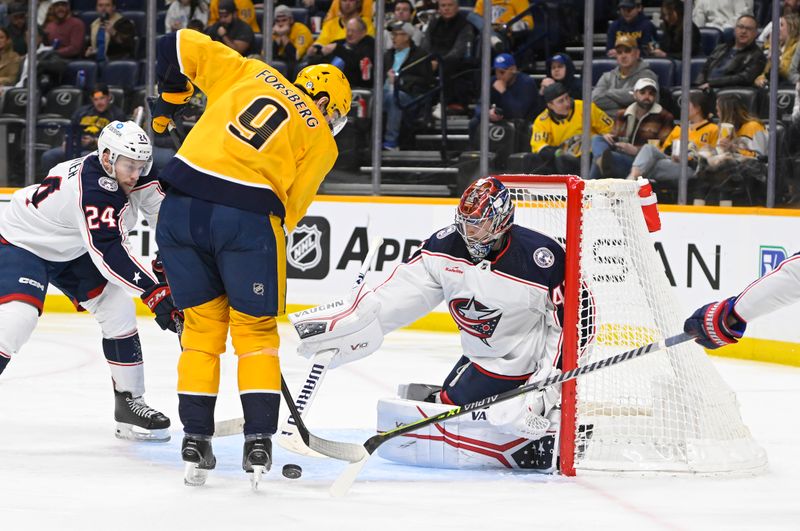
[467,52,540,150]
[382,20,433,150]
[591,33,658,114]
[529,82,614,175]
[207,0,260,33]
[542,53,580,99]
[589,77,675,179]
[272,4,313,60]
[205,0,254,56]
[606,0,656,57]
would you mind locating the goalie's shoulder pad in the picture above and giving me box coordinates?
[289,288,381,341]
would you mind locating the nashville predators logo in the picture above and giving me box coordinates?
[448,297,502,346]
[287,224,323,272]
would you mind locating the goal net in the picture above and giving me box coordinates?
[498,175,767,476]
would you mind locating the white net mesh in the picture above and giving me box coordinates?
[502,176,767,474]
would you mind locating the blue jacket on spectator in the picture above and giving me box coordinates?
[606,12,657,53]
[473,71,541,122]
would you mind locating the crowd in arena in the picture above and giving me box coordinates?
[0,0,799,205]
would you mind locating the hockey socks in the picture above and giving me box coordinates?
[103,333,145,397]
[0,351,9,374]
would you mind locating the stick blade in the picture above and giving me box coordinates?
[330,456,369,497]
[214,417,244,437]
[276,430,327,458]
[308,434,368,462]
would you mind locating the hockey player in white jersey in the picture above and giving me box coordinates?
[685,252,800,349]
[290,177,584,471]
[0,121,181,442]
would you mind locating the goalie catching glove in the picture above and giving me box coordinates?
[141,282,183,334]
[684,296,747,349]
[289,290,384,369]
[485,365,561,440]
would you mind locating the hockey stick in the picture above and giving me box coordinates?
[277,237,384,457]
[329,331,694,497]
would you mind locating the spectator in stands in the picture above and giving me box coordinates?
[0,27,21,90]
[693,0,753,41]
[166,0,210,33]
[529,82,614,175]
[468,53,540,147]
[206,0,254,56]
[42,0,85,60]
[309,0,375,52]
[592,34,657,114]
[627,91,718,191]
[471,0,533,57]
[382,21,433,150]
[651,0,700,59]
[384,0,421,50]
[7,3,30,55]
[273,5,313,60]
[756,14,800,87]
[310,17,374,88]
[421,0,475,116]
[758,0,800,45]
[589,77,674,179]
[696,14,766,89]
[540,53,581,99]
[606,0,657,57]
[208,0,259,33]
[41,83,126,170]
[85,0,136,62]
[324,0,372,23]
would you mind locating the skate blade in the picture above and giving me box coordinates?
[114,422,170,442]
[249,465,266,491]
[184,462,209,487]
[115,422,170,442]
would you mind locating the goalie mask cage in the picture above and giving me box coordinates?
[496,175,767,476]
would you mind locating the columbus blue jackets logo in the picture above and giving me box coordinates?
[286,216,330,280]
[448,297,502,346]
[533,247,554,268]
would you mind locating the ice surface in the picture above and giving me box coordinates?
[1,314,798,531]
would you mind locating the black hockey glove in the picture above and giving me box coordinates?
[683,296,746,350]
[150,81,193,135]
[141,282,183,334]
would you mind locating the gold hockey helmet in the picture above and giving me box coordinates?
[294,64,352,136]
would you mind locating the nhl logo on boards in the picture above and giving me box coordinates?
[98,176,119,192]
[253,283,264,295]
[287,216,330,280]
[288,224,323,271]
[533,247,554,268]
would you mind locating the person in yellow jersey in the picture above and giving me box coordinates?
[529,81,614,174]
[627,90,718,190]
[273,4,312,60]
[149,28,351,487]
[308,0,375,54]
[207,0,259,32]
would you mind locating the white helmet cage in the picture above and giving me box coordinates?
[97,120,153,179]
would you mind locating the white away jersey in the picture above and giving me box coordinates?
[371,224,567,377]
[734,251,800,323]
[0,154,162,296]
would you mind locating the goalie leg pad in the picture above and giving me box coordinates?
[376,397,559,472]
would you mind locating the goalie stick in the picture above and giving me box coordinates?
[329,331,694,497]
[276,237,384,458]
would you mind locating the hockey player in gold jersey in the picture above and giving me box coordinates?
[529,82,614,174]
[150,28,351,487]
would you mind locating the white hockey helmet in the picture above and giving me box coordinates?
[97,120,153,178]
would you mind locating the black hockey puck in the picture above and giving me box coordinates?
[282,463,303,479]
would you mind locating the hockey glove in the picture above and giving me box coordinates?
[151,252,166,284]
[141,282,183,334]
[684,296,747,350]
[150,81,194,135]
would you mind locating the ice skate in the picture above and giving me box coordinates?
[113,390,171,442]
[182,436,216,487]
[242,435,272,491]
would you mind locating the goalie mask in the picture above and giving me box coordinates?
[97,120,153,179]
[455,177,514,261]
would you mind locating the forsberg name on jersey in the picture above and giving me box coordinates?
[254,70,320,129]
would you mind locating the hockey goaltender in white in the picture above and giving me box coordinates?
[289,177,595,472]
